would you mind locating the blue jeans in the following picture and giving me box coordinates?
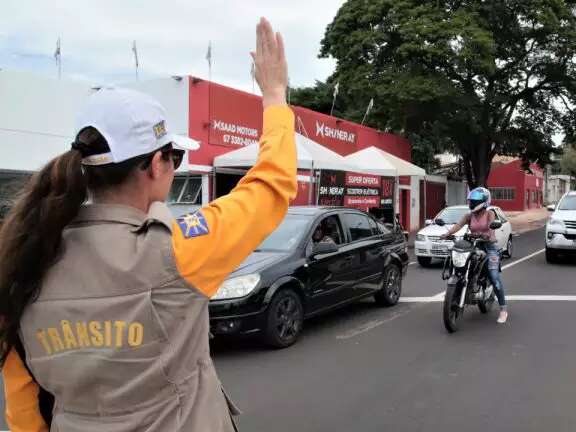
[485,243,506,308]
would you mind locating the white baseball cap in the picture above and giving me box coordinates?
[75,87,200,166]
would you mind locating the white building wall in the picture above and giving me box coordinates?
[447,180,468,206]
[0,70,94,172]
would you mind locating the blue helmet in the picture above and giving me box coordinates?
[467,187,491,212]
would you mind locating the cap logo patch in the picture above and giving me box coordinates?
[153,121,167,139]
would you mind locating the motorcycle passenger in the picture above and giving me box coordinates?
[441,187,508,324]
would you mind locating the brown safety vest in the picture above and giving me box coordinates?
[19,203,239,431]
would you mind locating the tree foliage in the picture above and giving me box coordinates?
[291,0,576,187]
[561,146,576,176]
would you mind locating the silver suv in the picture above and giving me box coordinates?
[546,191,576,263]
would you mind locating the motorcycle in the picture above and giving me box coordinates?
[435,218,503,333]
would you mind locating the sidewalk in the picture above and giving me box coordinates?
[505,207,549,235]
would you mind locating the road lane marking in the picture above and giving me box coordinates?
[507,295,576,301]
[409,262,417,266]
[345,248,550,338]
[336,308,413,339]
[501,249,545,270]
[400,295,576,303]
[404,249,547,303]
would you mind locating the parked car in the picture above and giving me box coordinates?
[209,206,409,348]
[414,205,513,267]
[546,191,576,263]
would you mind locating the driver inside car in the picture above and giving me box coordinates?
[312,224,336,245]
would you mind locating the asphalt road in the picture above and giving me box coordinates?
[2,226,576,431]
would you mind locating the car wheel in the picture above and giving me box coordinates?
[417,256,432,267]
[504,236,513,259]
[375,264,402,307]
[263,289,304,349]
[546,247,559,264]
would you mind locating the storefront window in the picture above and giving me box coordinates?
[169,176,202,204]
[489,187,516,201]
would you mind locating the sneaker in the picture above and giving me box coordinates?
[497,310,508,324]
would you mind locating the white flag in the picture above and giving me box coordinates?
[361,98,375,125]
[206,41,212,67]
[54,38,61,62]
[333,81,340,98]
[132,40,139,68]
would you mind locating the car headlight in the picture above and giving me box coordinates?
[416,234,426,241]
[548,218,565,228]
[451,251,470,268]
[212,274,261,300]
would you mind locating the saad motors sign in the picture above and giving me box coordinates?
[208,84,263,148]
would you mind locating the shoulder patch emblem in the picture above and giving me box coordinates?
[177,211,209,238]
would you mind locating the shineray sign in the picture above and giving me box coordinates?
[315,121,356,144]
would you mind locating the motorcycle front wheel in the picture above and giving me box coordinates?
[443,282,463,333]
[478,284,496,314]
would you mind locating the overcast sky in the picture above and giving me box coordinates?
[0,0,346,92]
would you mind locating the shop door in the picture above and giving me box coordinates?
[400,189,410,231]
[426,182,446,219]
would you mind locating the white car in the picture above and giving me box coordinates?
[545,191,576,263]
[414,205,513,267]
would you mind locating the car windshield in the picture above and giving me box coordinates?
[436,207,469,224]
[256,214,311,252]
[558,195,576,210]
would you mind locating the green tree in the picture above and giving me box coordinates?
[291,0,576,187]
[561,146,576,177]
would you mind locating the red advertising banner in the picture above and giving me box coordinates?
[344,196,379,208]
[208,85,263,148]
[345,172,381,187]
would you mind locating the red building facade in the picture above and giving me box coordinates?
[487,159,544,211]
[186,77,416,221]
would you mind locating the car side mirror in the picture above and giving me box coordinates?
[311,242,339,257]
[435,218,446,227]
[425,219,433,226]
[489,221,502,230]
[547,204,555,212]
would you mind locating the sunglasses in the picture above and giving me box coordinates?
[141,145,185,171]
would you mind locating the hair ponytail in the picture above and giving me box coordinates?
[0,150,87,364]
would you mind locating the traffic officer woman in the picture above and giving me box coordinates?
[0,17,296,431]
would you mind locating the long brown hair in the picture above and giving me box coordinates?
[0,127,144,365]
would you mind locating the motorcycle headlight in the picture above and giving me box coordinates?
[548,218,565,228]
[451,251,470,268]
[416,234,426,241]
[212,274,261,300]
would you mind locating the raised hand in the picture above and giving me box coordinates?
[251,17,288,109]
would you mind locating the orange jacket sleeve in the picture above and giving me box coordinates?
[172,105,297,297]
[2,348,49,432]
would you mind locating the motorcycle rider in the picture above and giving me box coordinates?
[440,187,508,324]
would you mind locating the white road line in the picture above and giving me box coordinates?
[336,308,413,339]
[408,261,417,266]
[401,295,576,303]
[507,295,576,301]
[344,248,551,338]
[501,249,545,270]
[403,249,547,303]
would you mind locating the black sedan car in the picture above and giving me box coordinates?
[210,206,409,347]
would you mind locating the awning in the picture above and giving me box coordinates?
[214,133,359,172]
[344,146,425,177]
